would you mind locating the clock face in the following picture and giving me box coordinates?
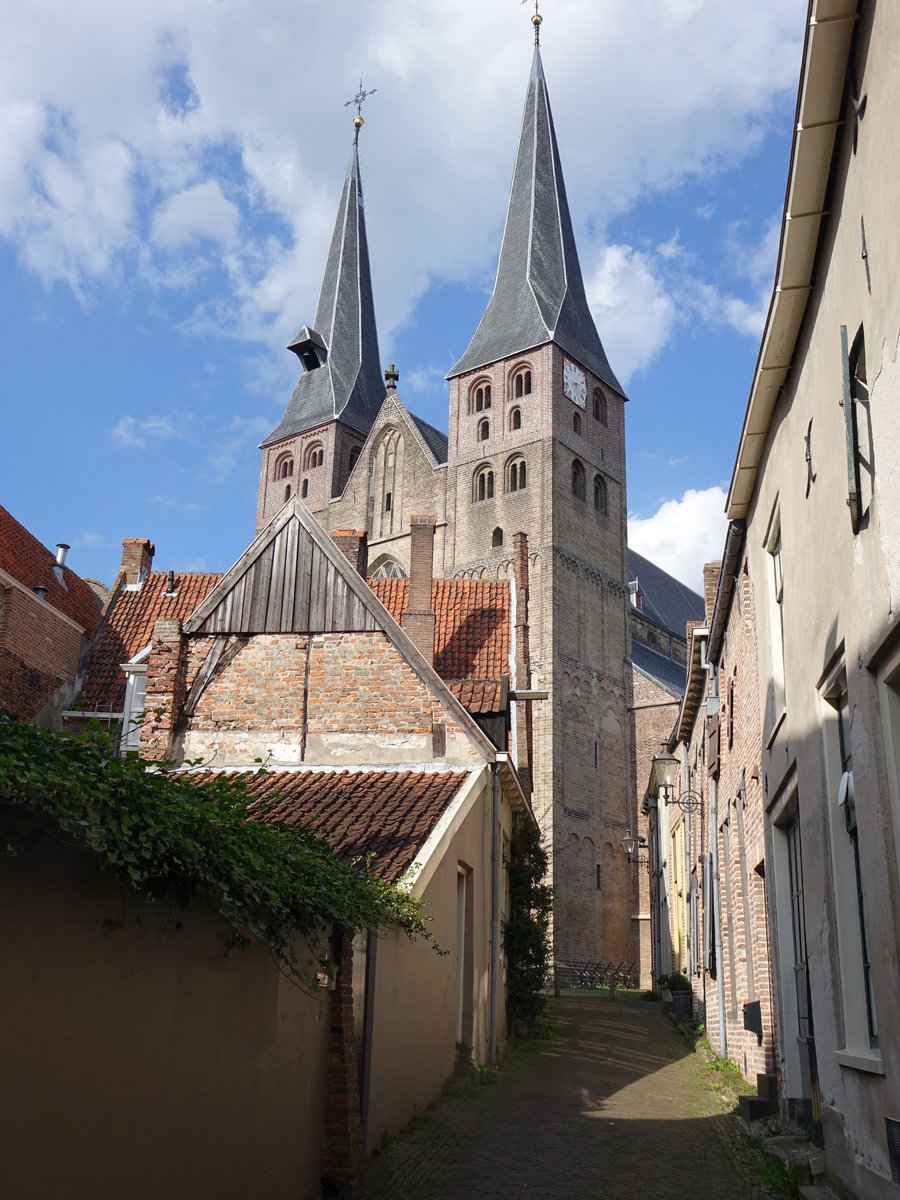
[563,360,586,408]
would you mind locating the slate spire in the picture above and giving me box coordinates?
[448,44,624,397]
[262,134,386,447]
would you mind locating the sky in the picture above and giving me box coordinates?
[0,0,807,596]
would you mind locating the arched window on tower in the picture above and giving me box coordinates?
[573,411,582,436]
[593,388,608,426]
[506,456,527,493]
[284,484,292,502]
[304,442,324,470]
[473,465,494,503]
[301,479,309,498]
[513,368,532,399]
[594,474,608,516]
[492,527,503,549]
[472,382,492,412]
[477,418,490,442]
[509,406,521,431]
[572,459,586,501]
[348,446,361,473]
[275,455,294,481]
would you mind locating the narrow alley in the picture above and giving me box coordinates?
[365,994,771,1200]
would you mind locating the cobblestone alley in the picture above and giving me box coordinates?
[365,994,768,1200]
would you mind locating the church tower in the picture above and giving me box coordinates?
[446,18,632,965]
[256,115,386,531]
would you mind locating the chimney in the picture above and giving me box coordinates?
[331,530,369,578]
[120,538,155,587]
[703,561,722,626]
[402,515,436,664]
[53,543,70,586]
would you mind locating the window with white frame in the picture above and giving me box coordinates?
[121,647,150,755]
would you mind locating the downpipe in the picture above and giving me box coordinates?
[489,763,500,1066]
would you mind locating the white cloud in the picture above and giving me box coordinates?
[585,245,676,385]
[150,180,239,250]
[0,0,804,340]
[628,486,728,594]
[111,415,182,448]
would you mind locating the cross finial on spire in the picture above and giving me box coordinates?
[345,73,378,144]
[522,0,543,45]
[384,363,399,391]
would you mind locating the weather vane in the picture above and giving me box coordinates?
[522,0,543,44]
[345,73,377,143]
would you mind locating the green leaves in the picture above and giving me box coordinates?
[0,711,430,981]
[502,819,553,1030]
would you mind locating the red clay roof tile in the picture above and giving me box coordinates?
[0,505,103,636]
[79,571,221,711]
[201,767,469,883]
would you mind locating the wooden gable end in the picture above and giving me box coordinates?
[183,501,377,636]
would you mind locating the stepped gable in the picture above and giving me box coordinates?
[0,505,103,635]
[262,138,386,447]
[79,571,220,711]
[447,45,624,397]
[202,767,468,883]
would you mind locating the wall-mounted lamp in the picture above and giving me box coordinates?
[650,750,701,814]
[622,829,651,872]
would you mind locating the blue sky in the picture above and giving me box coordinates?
[0,0,805,594]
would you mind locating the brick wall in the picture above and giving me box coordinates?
[0,582,84,721]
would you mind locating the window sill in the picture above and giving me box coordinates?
[835,1048,884,1075]
[765,708,787,750]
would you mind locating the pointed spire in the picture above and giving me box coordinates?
[262,128,386,447]
[448,43,624,397]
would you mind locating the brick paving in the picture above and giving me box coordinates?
[365,993,761,1200]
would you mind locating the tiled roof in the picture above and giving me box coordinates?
[201,767,469,883]
[79,571,221,711]
[449,680,505,715]
[628,549,704,640]
[0,505,103,636]
[370,577,510,684]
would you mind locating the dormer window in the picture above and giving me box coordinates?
[477,418,490,442]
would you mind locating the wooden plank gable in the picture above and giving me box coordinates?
[183,499,378,636]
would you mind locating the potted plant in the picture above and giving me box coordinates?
[667,971,693,1018]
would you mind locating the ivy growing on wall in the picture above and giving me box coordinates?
[502,817,553,1031]
[0,712,432,984]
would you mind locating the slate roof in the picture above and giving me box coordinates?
[632,641,688,699]
[370,578,511,685]
[262,140,386,447]
[448,47,624,397]
[410,414,449,465]
[0,505,103,635]
[628,549,704,640]
[79,571,221,711]
[202,766,469,884]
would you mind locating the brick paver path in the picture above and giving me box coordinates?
[365,994,757,1199]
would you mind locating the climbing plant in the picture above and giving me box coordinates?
[502,817,553,1031]
[0,711,433,985]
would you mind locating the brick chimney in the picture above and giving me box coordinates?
[702,561,722,626]
[331,530,369,578]
[512,531,533,794]
[402,515,436,665]
[120,538,155,586]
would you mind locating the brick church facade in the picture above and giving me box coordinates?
[254,34,634,965]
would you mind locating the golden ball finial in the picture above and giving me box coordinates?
[353,114,364,129]
[532,12,542,25]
